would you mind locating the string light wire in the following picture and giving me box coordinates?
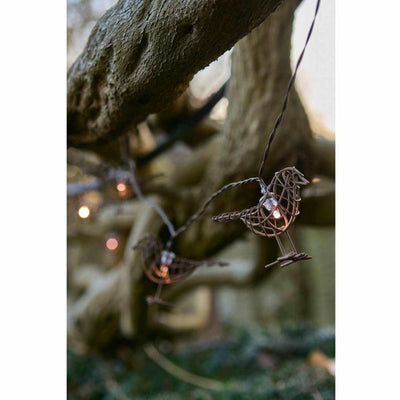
[119,135,177,238]
[258,0,321,182]
[120,133,260,249]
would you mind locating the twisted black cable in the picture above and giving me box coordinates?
[166,176,261,248]
[119,135,177,238]
[258,0,321,181]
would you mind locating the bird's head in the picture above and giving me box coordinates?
[290,167,310,186]
[268,167,309,191]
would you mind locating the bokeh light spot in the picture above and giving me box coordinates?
[106,238,119,250]
[116,182,127,192]
[78,205,90,219]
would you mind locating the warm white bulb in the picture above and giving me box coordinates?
[159,264,169,278]
[78,205,90,219]
[116,182,127,192]
[272,209,281,219]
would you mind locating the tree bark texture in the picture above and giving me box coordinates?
[67,0,282,146]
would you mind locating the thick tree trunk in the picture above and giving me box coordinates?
[67,0,282,146]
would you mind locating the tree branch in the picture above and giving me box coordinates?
[136,82,227,165]
[67,0,282,146]
[163,235,278,301]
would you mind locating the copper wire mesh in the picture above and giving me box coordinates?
[133,233,228,285]
[213,167,309,238]
[212,167,311,268]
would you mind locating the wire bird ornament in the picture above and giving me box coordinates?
[119,135,233,307]
[213,168,312,268]
[211,0,321,268]
[133,233,227,306]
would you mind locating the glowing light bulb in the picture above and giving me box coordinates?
[106,237,119,250]
[78,205,90,219]
[263,197,282,219]
[116,182,127,192]
[272,209,281,219]
[156,264,169,278]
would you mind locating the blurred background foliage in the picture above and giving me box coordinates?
[67,0,334,398]
[68,324,335,399]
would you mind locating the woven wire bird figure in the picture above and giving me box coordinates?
[213,167,311,268]
[133,233,228,306]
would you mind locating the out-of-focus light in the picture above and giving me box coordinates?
[160,265,169,272]
[106,237,119,250]
[159,264,169,278]
[312,177,321,183]
[78,205,90,219]
[82,190,103,210]
[116,182,127,192]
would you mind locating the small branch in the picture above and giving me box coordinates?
[67,168,164,197]
[164,269,257,301]
[99,361,131,400]
[136,82,227,166]
[143,342,225,391]
[169,135,221,187]
[67,147,104,175]
[164,236,278,301]
[67,178,102,196]
[120,133,177,238]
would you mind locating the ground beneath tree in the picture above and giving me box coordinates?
[68,324,335,399]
